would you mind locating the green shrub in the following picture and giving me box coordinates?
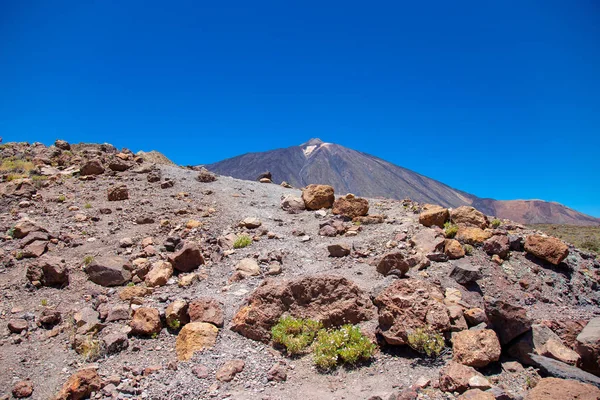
[41,299,48,307]
[444,222,459,238]
[312,325,376,370]
[6,227,15,238]
[15,251,24,260]
[84,202,92,209]
[57,194,66,202]
[83,255,94,266]
[0,159,35,174]
[233,235,252,249]
[168,319,181,330]
[271,316,322,355]
[463,244,474,256]
[407,327,445,357]
[127,282,135,287]
[491,218,501,228]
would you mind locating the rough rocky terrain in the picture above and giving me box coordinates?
[1,140,600,400]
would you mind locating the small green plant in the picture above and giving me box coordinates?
[444,222,459,238]
[83,255,94,266]
[127,282,135,287]
[57,194,66,202]
[84,202,92,209]
[167,318,181,330]
[581,239,600,253]
[491,218,501,228]
[271,316,322,355]
[15,251,24,260]
[151,332,159,339]
[41,299,48,307]
[6,227,15,238]
[463,244,474,256]
[407,327,445,357]
[233,235,252,249]
[312,325,376,370]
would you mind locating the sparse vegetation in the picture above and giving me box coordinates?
[312,325,376,370]
[233,235,252,249]
[127,282,135,287]
[0,158,35,175]
[463,244,474,256]
[444,222,459,238]
[77,335,104,362]
[407,326,446,357]
[6,227,15,238]
[83,255,94,266]
[57,194,66,202]
[491,218,501,228]
[41,299,48,307]
[15,251,24,260]
[151,332,159,339]
[167,318,181,330]
[84,202,92,209]
[271,316,322,355]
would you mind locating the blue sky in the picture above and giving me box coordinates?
[1,1,599,216]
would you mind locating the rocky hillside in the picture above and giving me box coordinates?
[1,140,600,400]
[206,139,600,226]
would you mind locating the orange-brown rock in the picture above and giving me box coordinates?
[301,184,335,210]
[452,329,501,367]
[525,377,600,400]
[374,279,450,345]
[130,307,161,336]
[451,206,489,229]
[107,184,129,201]
[53,368,101,400]
[216,359,245,382]
[524,235,569,265]
[231,275,375,343]
[419,204,449,228]
[439,361,487,394]
[332,194,369,218]
[455,227,492,245]
[445,239,465,259]
[168,243,204,272]
[175,322,218,361]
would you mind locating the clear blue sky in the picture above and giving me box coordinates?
[1,1,599,216]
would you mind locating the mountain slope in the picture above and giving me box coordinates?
[206,139,599,225]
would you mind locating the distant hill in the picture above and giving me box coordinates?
[205,139,599,226]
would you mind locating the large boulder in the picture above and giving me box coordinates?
[456,227,492,245]
[107,184,129,201]
[374,279,450,346]
[439,361,488,394]
[53,368,101,400]
[525,235,569,265]
[375,251,422,277]
[411,228,446,255]
[301,184,335,210]
[483,235,510,259]
[231,275,375,343]
[528,354,600,388]
[26,256,69,287]
[445,239,466,259]
[452,329,501,367]
[85,256,132,286]
[450,261,482,285]
[451,206,489,229]
[130,307,161,336]
[525,377,600,400]
[80,159,104,176]
[419,205,449,228]
[484,297,532,345]
[145,261,173,287]
[189,298,224,327]
[176,322,218,361]
[576,317,600,376]
[281,195,305,213]
[168,243,204,272]
[13,219,47,239]
[509,324,581,366]
[332,194,369,218]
